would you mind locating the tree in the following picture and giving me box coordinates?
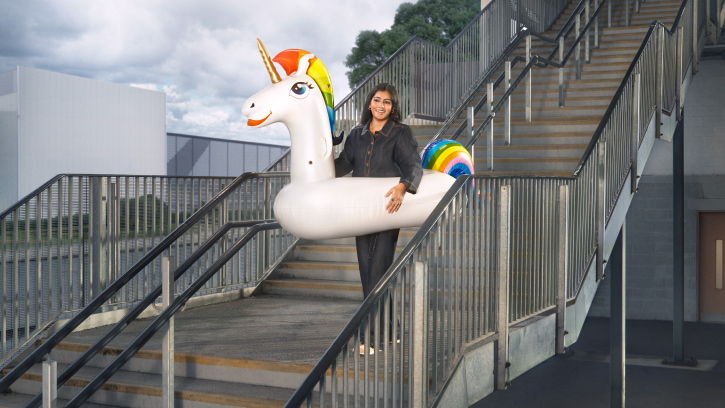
[345,0,481,89]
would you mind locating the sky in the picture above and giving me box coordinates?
[0,0,411,146]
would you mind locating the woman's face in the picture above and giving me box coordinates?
[369,90,393,122]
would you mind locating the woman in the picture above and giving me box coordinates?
[334,83,422,354]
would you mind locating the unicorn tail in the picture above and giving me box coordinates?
[420,139,475,178]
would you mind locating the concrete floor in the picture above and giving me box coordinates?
[472,317,725,408]
[63,294,361,365]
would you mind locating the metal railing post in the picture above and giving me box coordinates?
[585,0,591,63]
[90,177,107,301]
[559,37,565,107]
[632,73,641,194]
[595,0,600,48]
[505,60,511,146]
[576,11,582,79]
[608,0,612,28]
[693,0,699,74]
[556,185,569,355]
[162,256,174,408]
[496,185,510,390]
[487,82,494,171]
[42,360,57,408]
[109,180,118,305]
[526,34,532,122]
[467,106,475,160]
[412,261,429,407]
[676,25,683,121]
[655,24,664,138]
[610,221,626,408]
[596,142,606,282]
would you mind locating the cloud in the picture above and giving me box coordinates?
[0,0,410,143]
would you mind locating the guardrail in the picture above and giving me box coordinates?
[0,170,293,367]
[22,220,281,408]
[286,0,718,405]
[261,0,569,164]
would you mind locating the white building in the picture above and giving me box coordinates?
[0,67,166,211]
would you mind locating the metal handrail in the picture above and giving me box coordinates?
[0,171,292,392]
[267,0,570,163]
[449,0,608,156]
[573,22,657,176]
[430,0,605,147]
[23,219,277,408]
[64,221,281,408]
[287,0,708,405]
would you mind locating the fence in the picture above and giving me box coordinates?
[0,171,293,365]
[286,0,717,405]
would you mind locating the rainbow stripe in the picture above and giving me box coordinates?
[421,139,474,178]
[273,49,335,134]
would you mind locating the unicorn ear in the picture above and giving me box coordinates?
[295,54,316,75]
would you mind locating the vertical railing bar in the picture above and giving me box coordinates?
[559,36,565,107]
[1,204,6,359]
[505,60,511,146]
[596,141,607,281]
[557,185,569,354]
[496,185,510,390]
[24,202,30,343]
[487,82,494,171]
[526,34,532,122]
[13,208,19,348]
[35,194,41,329]
[632,73,641,194]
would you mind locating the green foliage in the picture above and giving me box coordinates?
[345,0,481,88]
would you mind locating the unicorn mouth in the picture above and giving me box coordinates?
[247,111,272,126]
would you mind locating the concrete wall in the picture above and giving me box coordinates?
[16,67,166,197]
[166,133,287,177]
[0,70,18,212]
[589,58,725,321]
[0,67,166,212]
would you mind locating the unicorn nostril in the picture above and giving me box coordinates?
[250,103,255,108]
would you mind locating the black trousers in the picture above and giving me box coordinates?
[355,228,400,343]
[355,228,400,298]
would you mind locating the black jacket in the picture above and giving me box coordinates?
[334,120,423,194]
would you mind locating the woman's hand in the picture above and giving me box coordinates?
[384,183,407,214]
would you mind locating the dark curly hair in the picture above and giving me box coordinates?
[360,83,402,125]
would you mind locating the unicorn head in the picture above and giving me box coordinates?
[243,39,336,183]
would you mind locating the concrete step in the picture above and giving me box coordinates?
[474,157,580,173]
[260,278,364,300]
[0,393,115,408]
[41,341,313,390]
[6,361,295,408]
[471,144,588,159]
[415,132,594,148]
[436,105,609,125]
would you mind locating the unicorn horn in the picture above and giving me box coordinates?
[256,38,281,84]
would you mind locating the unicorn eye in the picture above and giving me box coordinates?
[289,82,311,99]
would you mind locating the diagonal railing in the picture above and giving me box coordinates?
[263,0,570,163]
[286,0,720,405]
[0,151,291,367]
[24,220,281,408]
[0,168,295,393]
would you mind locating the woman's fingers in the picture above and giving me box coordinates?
[386,196,403,213]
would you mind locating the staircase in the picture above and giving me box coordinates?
[414,0,681,176]
[1,0,718,407]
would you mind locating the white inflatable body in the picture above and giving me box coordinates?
[274,170,454,240]
[243,42,456,240]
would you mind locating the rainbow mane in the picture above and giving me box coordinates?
[421,139,474,178]
[273,49,335,134]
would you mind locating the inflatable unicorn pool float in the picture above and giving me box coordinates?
[242,39,473,240]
